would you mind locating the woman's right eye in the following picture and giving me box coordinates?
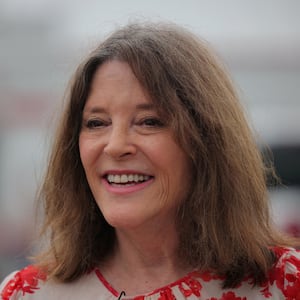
[85,119,107,129]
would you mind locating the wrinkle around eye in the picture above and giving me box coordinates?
[136,117,166,128]
[82,118,111,130]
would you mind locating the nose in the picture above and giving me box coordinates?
[103,125,137,159]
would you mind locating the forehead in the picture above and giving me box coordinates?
[92,60,134,82]
[84,60,153,110]
[83,59,171,121]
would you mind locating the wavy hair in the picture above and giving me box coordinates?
[35,22,296,287]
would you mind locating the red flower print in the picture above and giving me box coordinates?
[284,268,300,299]
[158,287,176,300]
[198,271,213,282]
[259,285,272,298]
[261,247,300,299]
[220,291,246,300]
[179,274,202,297]
[1,265,46,300]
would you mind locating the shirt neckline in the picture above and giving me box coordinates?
[94,268,204,298]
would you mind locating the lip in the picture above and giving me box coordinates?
[101,169,154,195]
[102,169,152,176]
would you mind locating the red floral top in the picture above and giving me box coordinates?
[1,247,300,300]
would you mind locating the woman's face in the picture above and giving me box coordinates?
[79,60,191,230]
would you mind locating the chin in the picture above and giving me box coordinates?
[103,213,146,230]
[104,214,140,229]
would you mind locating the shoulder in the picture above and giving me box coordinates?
[0,265,47,300]
[268,246,300,298]
[272,246,300,275]
[0,266,113,300]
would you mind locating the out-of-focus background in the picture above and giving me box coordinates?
[0,0,299,280]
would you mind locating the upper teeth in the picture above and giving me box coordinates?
[107,174,150,184]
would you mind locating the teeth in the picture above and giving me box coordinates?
[107,174,150,184]
[134,174,139,182]
[120,174,127,183]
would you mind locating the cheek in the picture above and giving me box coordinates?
[167,149,191,200]
[78,136,89,168]
[149,141,191,203]
[78,135,101,169]
[154,144,189,177]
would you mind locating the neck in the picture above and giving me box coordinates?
[100,219,188,295]
[115,224,179,270]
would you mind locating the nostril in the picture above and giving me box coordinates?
[120,152,133,157]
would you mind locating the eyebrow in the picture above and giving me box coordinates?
[82,107,106,114]
[83,103,156,114]
[135,103,155,111]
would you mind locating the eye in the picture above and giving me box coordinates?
[139,117,165,128]
[84,118,108,129]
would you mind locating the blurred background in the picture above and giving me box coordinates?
[0,0,299,280]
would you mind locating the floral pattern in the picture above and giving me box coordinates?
[1,265,46,300]
[266,247,300,299]
[1,247,300,300]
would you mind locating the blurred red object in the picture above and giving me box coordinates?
[285,222,300,238]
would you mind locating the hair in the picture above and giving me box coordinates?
[35,22,297,288]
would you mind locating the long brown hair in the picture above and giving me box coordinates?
[35,22,296,287]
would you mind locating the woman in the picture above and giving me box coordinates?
[1,22,300,300]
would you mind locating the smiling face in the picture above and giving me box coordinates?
[79,60,191,230]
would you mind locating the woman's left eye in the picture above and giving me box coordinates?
[139,117,164,127]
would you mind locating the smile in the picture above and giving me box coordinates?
[106,174,151,184]
[102,172,154,194]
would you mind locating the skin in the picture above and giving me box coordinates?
[79,60,192,295]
